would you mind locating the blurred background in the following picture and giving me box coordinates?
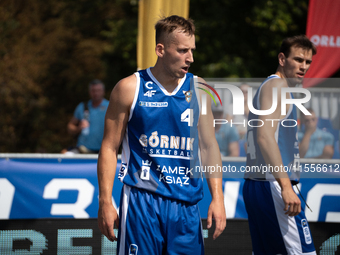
[0,0,339,153]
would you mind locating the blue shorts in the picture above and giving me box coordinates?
[243,179,316,255]
[117,185,204,255]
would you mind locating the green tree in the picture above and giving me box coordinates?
[190,0,309,77]
[0,0,138,152]
[0,0,312,152]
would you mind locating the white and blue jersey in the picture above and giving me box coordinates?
[243,75,316,255]
[118,68,203,204]
[245,74,300,184]
[116,68,205,255]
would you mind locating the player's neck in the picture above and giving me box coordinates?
[149,66,182,93]
[275,70,285,79]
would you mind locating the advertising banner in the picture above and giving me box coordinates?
[304,0,340,86]
[1,157,339,222]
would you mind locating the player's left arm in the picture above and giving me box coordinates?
[257,79,301,216]
[197,78,226,240]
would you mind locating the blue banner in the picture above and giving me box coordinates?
[1,157,340,222]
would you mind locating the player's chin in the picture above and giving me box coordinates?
[177,72,186,79]
[290,77,303,86]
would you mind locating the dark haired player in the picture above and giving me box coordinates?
[243,35,317,255]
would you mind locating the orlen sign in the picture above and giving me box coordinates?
[310,35,340,48]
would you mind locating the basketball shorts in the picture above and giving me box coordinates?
[117,185,204,255]
[243,179,316,255]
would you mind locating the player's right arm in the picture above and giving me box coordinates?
[256,79,301,217]
[67,116,81,136]
[97,74,136,241]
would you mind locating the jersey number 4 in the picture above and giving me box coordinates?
[247,129,256,159]
[181,109,193,127]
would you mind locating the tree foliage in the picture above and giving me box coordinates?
[189,0,308,77]
[0,0,309,152]
[0,0,137,152]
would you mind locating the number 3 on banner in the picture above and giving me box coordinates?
[43,179,94,218]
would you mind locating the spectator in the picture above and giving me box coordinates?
[212,104,240,157]
[298,108,334,159]
[64,79,109,154]
[233,83,250,140]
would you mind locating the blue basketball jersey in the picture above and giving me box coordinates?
[245,75,300,183]
[118,68,203,204]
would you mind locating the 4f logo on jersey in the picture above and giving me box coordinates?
[183,90,192,103]
[144,81,156,97]
[144,90,156,97]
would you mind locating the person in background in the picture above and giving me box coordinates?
[64,79,109,154]
[212,104,240,157]
[298,108,334,159]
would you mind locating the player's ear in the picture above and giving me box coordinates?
[278,52,286,66]
[155,43,165,58]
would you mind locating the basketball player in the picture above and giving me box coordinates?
[97,15,226,254]
[243,35,317,254]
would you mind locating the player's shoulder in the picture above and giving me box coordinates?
[75,101,85,112]
[262,74,287,90]
[319,128,334,139]
[115,74,137,92]
[109,74,137,106]
[195,76,207,89]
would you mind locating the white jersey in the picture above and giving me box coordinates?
[244,75,300,184]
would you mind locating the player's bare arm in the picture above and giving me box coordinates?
[97,75,136,241]
[257,79,301,216]
[67,117,81,135]
[299,132,312,158]
[197,78,226,240]
[299,115,316,158]
[319,145,334,159]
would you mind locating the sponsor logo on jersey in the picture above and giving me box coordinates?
[301,219,312,244]
[139,101,168,107]
[118,163,127,180]
[156,165,193,186]
[144,90,156,97]
[139,131,194,159]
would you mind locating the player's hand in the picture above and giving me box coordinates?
[207,197,227,240]
[281,188,301,217]
[79,119,90,129]
[98,203,119,242]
